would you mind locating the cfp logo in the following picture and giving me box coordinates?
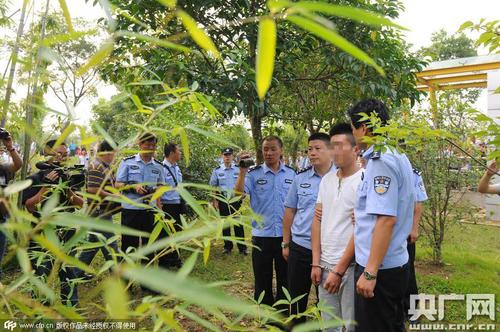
[409,294,495,321]
[4,320,16,331]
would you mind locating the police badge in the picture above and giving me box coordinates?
[374,176,391,195]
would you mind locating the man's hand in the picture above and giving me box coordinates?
[282,247,289,261]
[314,205,322,221]
[135,185,147,195]
[323,271,342,294]
[356,273,376,298]
[486,160,497,177]
[409,227,419,244]
[45,170,60,182]
[311,266,322,286]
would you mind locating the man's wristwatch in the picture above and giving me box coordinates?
[363,270,377,280]
[281,242,289,249]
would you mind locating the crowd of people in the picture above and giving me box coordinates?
[0,98,497,331]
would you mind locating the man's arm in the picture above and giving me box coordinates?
[311,203,322,286]
[478,161,499,194]
[234,167,248,198]
[409,202,423,243]
[282,207,296,261]
[3,136,22,173]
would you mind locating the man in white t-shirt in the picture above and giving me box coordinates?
[311,123,362,332]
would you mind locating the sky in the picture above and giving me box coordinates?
[4,0,500,126]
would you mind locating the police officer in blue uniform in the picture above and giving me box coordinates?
[283,132,335,322]
[348,99,415,332]
[160,142,184,268]
[404,168,428,321]
[209,147,247,255]
[234,136,295,308]
[116,132,164,263]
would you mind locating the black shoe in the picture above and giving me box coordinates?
[239,250,248,256]
[222,248,231,255]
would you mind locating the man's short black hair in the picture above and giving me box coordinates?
[308,132,330,146]
[138,132,157,144]
[348,99,390,129]
[46,139,66,149]
[164,142,178,157]
[262,135,283,148]
[329,122,356,146]
[98,141,114,152]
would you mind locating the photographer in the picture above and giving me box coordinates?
[0,128,23,275]
[21,140,84,306]
[115,133,164,263]
[79,141,119,269]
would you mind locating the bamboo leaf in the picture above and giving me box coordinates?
[104,278,129,319]
[121,266,279,320]
[93,123,118,149]
[41,30,97,47]
[116,31,191,53]
[289,2,407,30]
[4,180,32,196]
[54,124,76,150]
[177,10,220,58]
[156,0,177,9]
[256,17,277,100]
[287,15,384,75]
[58,0,74,32]
[203,238,210,265]
[172,127,190,165]
[76,39,114,77]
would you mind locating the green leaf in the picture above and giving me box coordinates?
[58,0,74,32]
[256,17,277,100]
[49,213,150,238]
[177,10,220,58]
[41,30,97,47]
[104,278,129,319]
[16,248,31,273]
[148,221,163,245]
[458,20,474,32]
[203,238,210,265]
[156,0,177,9]
[177,252,198,278]
[292,319,344,332]
[289,2,407,30]
[54,124,76,151]
[93,123,118,149]
[4,180,32,196]
[287,15,384,76]
[172,127,190,165]
[121,266,279,320]
[116,31,191,53]
[76,39,114,77]
[175,307,220,332]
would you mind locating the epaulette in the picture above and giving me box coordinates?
[297,165,312,174]
[371,151,381,160]
[123,156,134,161]
[413,167,421,175]
[215,165,222,170]
[248,164,262,173]
[153,158,163,166]
[285,164,296,172]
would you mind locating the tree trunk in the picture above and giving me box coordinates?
[20,0,50,181]
[0,0,28,127]
[249,108,263,164]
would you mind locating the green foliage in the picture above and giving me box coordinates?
[418,29,477,61]
[459,19,500,54]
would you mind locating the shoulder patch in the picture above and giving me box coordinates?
[371,151,381,160]
[374,176,391,194]
[413,167,421,175]
[248,164,262,173]
[123,156,135,161]
[297,165,312,174]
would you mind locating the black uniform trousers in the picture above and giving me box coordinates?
[120,208,155,262]
[287,241,313,322]
[159,203,183,267]
[218,200,246,252]
[404,241,418,318]
[354,263,409,332]
[252,236,287,309]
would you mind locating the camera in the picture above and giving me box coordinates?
[124,181,157,204]
[36,161,86,190]
[0,128,10,140]
[239,158,255,168]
